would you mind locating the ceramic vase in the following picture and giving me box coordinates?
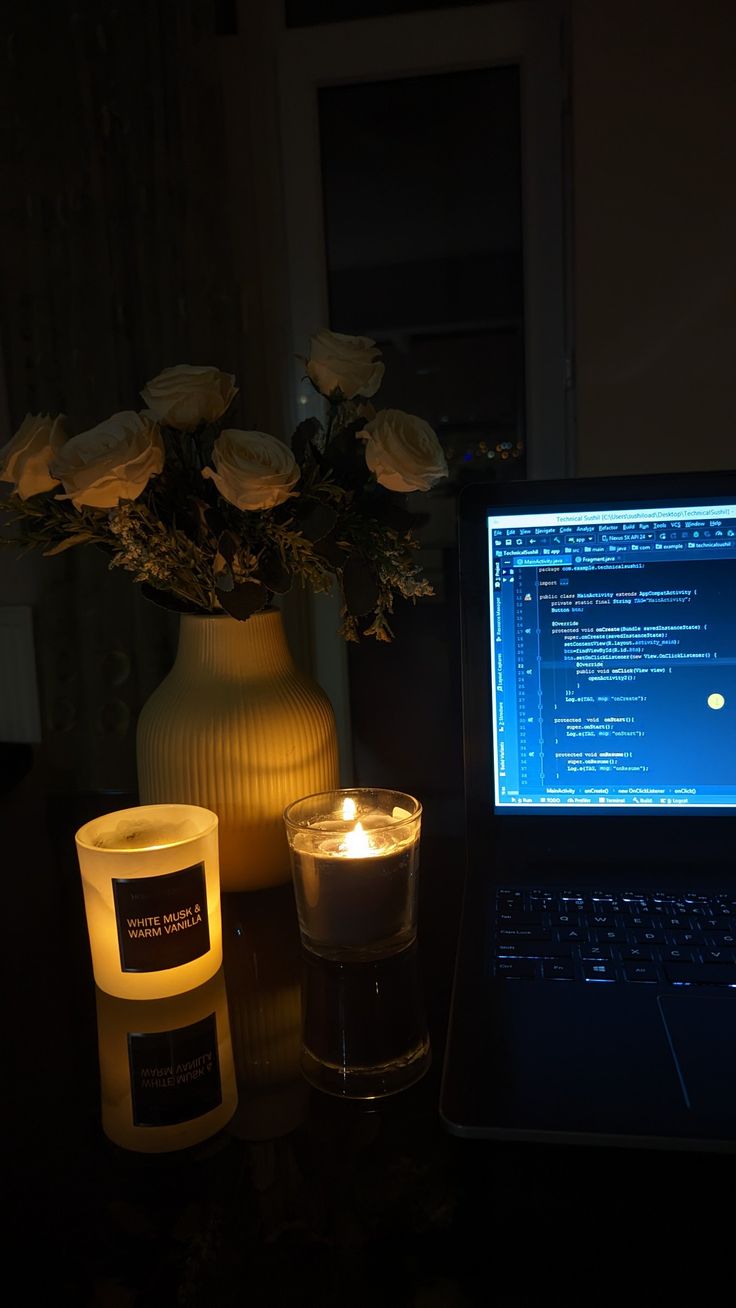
[136,609,339,891]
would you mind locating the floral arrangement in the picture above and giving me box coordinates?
[0,330,447,640]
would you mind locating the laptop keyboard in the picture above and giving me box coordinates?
[495,888,736,986]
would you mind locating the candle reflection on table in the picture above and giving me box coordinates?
[95,967,237,1152]
[300,941,431,1099]
[221,885,308,1140]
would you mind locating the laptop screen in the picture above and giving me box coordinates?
[487,499,736,812]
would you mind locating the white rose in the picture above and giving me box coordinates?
[0,413,66,499]
[358,409,448,493]
[52,411,164,510]
[140,364,237,430]
[305,329,384,400]
[202,429,299,511]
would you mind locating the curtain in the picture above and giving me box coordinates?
[1,1,250,792]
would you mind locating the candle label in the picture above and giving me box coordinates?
[113,863,210,972]
[127,1012,222,1126]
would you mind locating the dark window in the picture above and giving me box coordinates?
[319,65,525,482]
[318,65,525,820]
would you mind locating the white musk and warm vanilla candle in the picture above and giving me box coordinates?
[284,789,422,961]
[76,804,222,999]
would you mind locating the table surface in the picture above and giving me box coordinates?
[6,759,734,1306]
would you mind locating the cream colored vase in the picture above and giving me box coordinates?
[136,609,339,892]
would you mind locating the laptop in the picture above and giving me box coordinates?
[440,470,736,1150]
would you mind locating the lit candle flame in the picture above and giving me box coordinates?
[342,796,357,822]
[342,820,371,858]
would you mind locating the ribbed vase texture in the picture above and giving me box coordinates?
[136,610,339,891]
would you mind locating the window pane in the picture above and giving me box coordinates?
[319,66,524,481]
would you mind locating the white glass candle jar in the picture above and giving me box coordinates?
[95,968,237,1152]
[76,803,222,999]
[284,788,422,961]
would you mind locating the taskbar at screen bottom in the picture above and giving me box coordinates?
[496,793,736,810]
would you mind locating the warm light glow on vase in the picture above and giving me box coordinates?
[75,803,222,999]
[136,611,340,893]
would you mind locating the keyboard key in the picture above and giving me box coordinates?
[496,960,538,979]
[628,930,667,944]
[583,962,617,982]
[621,948,656,963]
[662,948,699,963]
[624,965,660,983]
[707,932,736,946]
[549,912,584,926]
[589,914,618,927]
[580,945,614,961]
[593,929,629,943]
[496,942,573,959]
[543,961,574,981]
[557,928,589,942]
[498,911,546,925]
[497,927,552,941]
[665,964,736,987]
[666,927,700,943]
[702,949,736,964]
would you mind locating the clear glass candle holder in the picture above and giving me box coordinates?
[76,803,222,999]
[283,788,422,962]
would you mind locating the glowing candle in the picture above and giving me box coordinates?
[284,789,422,961]
[75,803,222,999]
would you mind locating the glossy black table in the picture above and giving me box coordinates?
[6,765,734,1306]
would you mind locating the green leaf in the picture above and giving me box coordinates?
[342,554,380,616]
[204,503,227,537]
[219,580,269,621]
[291,416,322,465]
[43,532,95,556]
[356,489,415,532]
[313,529,349,568]
[256,549,292,594]
[290,497,338,543]
[214,564,235,592]
[324,423,371,490]
[217,532,238,564]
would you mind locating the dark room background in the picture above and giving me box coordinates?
[1,0,734,814]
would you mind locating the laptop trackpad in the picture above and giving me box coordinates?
[658,992,736,1114]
